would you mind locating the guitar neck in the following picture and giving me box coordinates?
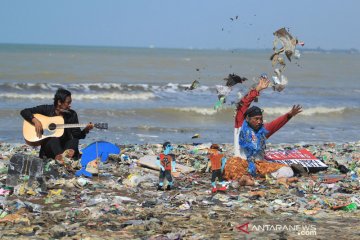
[56,124,88,129]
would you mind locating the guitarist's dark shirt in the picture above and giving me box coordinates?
[21,104,88,141]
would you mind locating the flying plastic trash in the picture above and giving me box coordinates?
[271,68,288,92]
[191,133,200,139]
[214,74,247,110]
[294,49,301,59]
[185,80,200,91]
[224,73,247,87]
[214,85,232,110]
[270,27,304,67]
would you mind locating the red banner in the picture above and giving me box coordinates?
[265,149,328,169]
[265,149,317,160]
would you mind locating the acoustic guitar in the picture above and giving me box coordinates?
[23,114,108,146]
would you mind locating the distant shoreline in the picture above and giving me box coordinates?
[0,43,358,54]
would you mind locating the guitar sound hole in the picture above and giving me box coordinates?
[48,123,57,131]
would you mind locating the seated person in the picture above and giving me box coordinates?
[224,77,302,180]
[20,88,93,163]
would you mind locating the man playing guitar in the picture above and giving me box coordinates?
[21,88,93,163]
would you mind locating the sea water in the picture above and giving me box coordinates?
[0,44,359,144]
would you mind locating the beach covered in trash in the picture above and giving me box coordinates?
[0,141,359,239]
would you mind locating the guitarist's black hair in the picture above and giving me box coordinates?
[54,88,71,106]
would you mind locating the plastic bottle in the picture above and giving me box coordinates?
[342,203,357,212]
[294,49,301,59]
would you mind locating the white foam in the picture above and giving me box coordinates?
[162,83,180,93]
[0,92,155,101]
[263,107,347,116]
[136,134,159,138]
[0,82,150,91]
[69,83,125,91]
[1,82,215,94]
[75,93,155,100]
[0,93,54,99]
[174,107,220,115]
[127,83,149,88]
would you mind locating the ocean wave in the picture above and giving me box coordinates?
[135,133,159,138]
[0,82,214,94]
[80,106,358,118]
[0,92,155,100]
[77,108,232,120]
[263,107,352,116]
[0,82,149,92]
[163,106,359,117]
[133,125,196,133]
[174,107,222,115]
[75,93,155,100]
[2,82,357,99]
[0,93,55,100]
[3,82,357,100]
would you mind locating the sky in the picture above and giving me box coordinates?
[0,0,359,50]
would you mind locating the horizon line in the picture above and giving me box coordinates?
[0,42,358,52]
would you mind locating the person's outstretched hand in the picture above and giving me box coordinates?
[255,77,270,92]
[288,104,303,118]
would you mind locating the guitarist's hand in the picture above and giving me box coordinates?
[84,122,94,133]
[32,118,43,138]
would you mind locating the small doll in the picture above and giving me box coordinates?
[207,144,227,193]
[156,141,176,190]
